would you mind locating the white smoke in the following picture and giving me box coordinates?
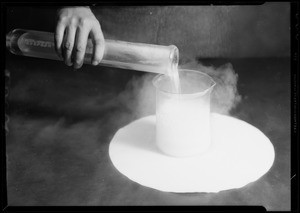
[6,60,243,205]
[116,73,156,119]
[180,60,242,115]
[113,59,242,121]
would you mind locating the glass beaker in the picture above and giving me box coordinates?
[153,69,216,157]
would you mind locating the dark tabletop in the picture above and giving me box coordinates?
[5,55,291,210]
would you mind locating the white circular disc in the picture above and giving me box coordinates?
[109,113,275,193]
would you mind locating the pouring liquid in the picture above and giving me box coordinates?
[168,66,182,94]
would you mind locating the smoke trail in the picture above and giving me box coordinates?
[113,59,242,120]
[116,73,157,119]
[6,59,242,205]
[180,60,242,115]
[6,69,157,205]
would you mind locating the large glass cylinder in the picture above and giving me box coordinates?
[153,70,216,157]
[6,29,179,75]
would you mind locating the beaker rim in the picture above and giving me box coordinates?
[152,69,216,96]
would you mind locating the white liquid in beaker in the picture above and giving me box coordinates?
[154,70,215,157]
[156,94,211,157]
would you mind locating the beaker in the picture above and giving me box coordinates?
[153,70,216,157]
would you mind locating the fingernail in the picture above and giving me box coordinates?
[65,61,73,66]
[74,62,83,69]
[92,60,99,66]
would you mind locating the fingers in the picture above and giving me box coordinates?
[54,22,65,58]
[54,7,105,70]
[90,25,105,66]
[73,25,90,69]
[63,26,76,66]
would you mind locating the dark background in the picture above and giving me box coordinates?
[5,3,291,210]
[6,3,290,58]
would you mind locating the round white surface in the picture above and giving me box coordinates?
[109,113,275,193]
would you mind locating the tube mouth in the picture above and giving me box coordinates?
[6,29,25,51]
[152,69,216,97]
[169,45,179,70]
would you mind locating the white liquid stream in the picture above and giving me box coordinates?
[170,67,181,94]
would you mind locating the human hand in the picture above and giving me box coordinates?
[55,6,104,69]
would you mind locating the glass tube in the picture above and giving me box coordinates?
[6,29,179,75]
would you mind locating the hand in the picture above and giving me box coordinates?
[55,6,104,69]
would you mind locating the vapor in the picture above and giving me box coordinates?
[6,60,242,205]
[179,60,242,115]
[117,73,156,118]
